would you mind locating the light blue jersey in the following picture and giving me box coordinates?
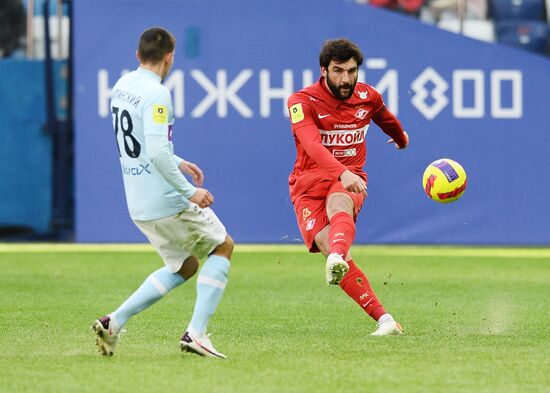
[110,67,196,220]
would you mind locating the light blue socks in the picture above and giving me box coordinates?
[110,256,230,336]
[188,255,231,337]
[112,266,185,327]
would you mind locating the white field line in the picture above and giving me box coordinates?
[0,243,549,258]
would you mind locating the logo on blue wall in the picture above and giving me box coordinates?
[97,62,523,121]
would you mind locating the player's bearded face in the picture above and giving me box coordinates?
[325,59,358,100]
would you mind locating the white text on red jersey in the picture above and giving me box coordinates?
[319,126,369,146]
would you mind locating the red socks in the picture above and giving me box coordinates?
[339,260,386,321]
[328,212,355,257]
[329,212,385,321]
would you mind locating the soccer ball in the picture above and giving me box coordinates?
[423,158,467,203]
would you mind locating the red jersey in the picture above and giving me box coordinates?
[287,76,407,202]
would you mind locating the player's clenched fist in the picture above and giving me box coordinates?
[387,131,409,150]
[340,170,367,195]
[190,188,214,208]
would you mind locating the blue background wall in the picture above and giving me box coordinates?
[0,60,53,233]
[74,0,550,245]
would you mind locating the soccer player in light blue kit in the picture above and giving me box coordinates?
[92,27,233,359]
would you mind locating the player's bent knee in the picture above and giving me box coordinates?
[222,234,234,253]
[326,194,354,218]
[212,234,234,259]
[178,256,199,280]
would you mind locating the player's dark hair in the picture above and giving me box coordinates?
[319,38,364,69]
[137,27,176,64]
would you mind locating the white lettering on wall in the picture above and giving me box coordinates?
[190,69,253,118]
[96,63,524,121]
[259,69,294,118]
[411,67,449,120]
[491,70,522,118]
[97,69,112,118]
[453,70,484,118]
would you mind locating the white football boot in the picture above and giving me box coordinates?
[92,315,123,356]
[180,331,227,359]
[370,314,404,336]
[325,253,349,285]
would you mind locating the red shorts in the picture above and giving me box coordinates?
[292,179,366,253]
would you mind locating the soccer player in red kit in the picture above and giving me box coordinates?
[287,38,409,336]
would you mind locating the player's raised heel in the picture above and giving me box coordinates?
[325,253,349,285]
[92,316,122,356]
[180,331,227,359]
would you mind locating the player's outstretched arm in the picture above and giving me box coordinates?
[372,105,408,149]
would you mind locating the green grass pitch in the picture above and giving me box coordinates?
[0,244,549,393]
